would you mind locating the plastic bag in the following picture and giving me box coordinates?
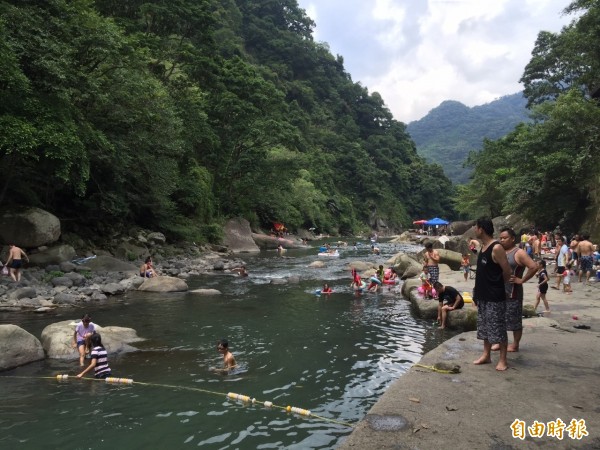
[2,265,8,276]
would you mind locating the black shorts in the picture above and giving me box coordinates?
[539,285,548,294]
[557,266,565,275]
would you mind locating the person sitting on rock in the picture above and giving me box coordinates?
[140,256,157,278]
[434,281,464,329]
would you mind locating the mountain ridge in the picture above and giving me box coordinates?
[407,93,530,184]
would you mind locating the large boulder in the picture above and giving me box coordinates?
[190,288,222,295]
[84,255,138,273]
[389,231,412,243]
[0,325,45,371]
[41,320,144,359]
[223,218,260,253]
[0,207,61,248]
[445,237,471,256]
[251,233,302,249]
[114,242,149,261]
[390,253,422,279]
[436,249,464,271]
[450,220,476,236]
[28,244,77,266]
[138,276,188,292]
[346,261,374,272]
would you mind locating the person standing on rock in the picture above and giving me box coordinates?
[472,218,512,371]
[73,314,96,367]
[492,227,538,353]
[577,234,595,284]
[5,244,29,283]
[423,243,440,287]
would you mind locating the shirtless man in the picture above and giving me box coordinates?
[577,234,595,283]
[212,339,236,373]
[423,243,440,286]
[6,244,29,282]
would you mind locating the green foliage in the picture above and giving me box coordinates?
[407,94,531,184]
[43,271,65,282]
[458,0,600,234]
[0,0,455,241]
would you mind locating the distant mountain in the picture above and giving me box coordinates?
[407,93,530,184]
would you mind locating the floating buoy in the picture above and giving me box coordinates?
[105,377,134,385]
[289,406,311,416]
[227,392,250,402]
[56,374,69,381]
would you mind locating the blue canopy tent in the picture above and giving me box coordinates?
[425,217,449,226]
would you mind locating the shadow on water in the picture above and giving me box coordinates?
[0,239,459,449]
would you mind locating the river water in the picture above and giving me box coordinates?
[0,240,457,449]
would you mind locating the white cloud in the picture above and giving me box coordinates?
[297,0,572,122]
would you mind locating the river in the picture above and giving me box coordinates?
[0,240,458,449]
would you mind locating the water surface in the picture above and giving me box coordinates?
[0,240,456,449]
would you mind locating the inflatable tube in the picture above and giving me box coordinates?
[370,276,382,285]
[318,252,339,257]
[462,292,473,303]
[417,286,438,297]
[353,281,367,291]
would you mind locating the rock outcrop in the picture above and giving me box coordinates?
[138,276,188,292]
[40,320,144,359]
[223,218,260,253]
[28,244,77,266]
[0,207,61,247]
[0,324,45,371]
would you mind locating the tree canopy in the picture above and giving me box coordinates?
[456,0,600,234]
[0,0,454,241]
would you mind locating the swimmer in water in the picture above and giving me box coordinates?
[211,338,237,373]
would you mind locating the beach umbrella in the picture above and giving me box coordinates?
[425,217,449,226]
[412,219,428,225]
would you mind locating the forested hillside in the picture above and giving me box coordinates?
[407,93,529,184]
[455,0,600,239]
[0,0,454,242]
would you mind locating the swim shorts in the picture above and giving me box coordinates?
[505,299,523,331]
[476,300,507,344]
[579,255,593,273]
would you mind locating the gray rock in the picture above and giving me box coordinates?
[90,291,108,301]
[222,218,261,253]
[28,245,77,266]
[101,283,126,295]
[59,261,77,273]
[63,272,86,287]
[53,293,79,304]
[190,288,222,295]
[51,277,74,288]
[41,320,144,360]
[147,232,166,244]
[84,255,138,274]
[114,242,149,261]
[213,261,225,271]
[270,278,288,285]
[287,276,300,284]
[34,307,54,313]
[45,264,61,272]
[0,324,45,371]
[138,276,188,292]
[7,287,37,300]
[0,207,61,248]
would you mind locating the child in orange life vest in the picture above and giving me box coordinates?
[419,266,432,298]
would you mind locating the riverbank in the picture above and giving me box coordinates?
[339,265,600,449]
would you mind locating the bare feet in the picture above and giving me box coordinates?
[473,355,491,365]
[507,344,519,352]
[496,362,509,371]
[491,344,500,351]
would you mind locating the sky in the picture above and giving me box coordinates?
[296,0,575,123]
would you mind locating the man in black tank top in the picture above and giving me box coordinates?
[472,218,512,371]
[494,227,538,353]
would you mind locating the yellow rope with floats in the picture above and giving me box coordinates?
[2,375,354,428]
